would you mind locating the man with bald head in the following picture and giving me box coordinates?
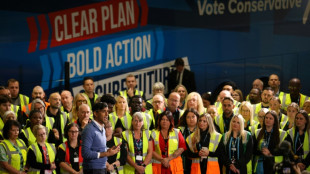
[147,94,165,128]
[22,86,50,117]
[60,90,73,113]
[246,79,264,101]
[76,103,91,132]
[280,78,309,112]
[46,92,69,145]
[166,92,181,126]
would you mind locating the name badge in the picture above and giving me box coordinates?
[136,155,143,161]
[74,157,79,163]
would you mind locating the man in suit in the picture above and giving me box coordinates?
[168,58,196,93]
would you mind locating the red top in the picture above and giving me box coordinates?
[153,131,187,174]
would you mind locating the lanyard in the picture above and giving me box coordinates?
[199,133,209,150]
[263,129,272,148]
[294,133,303,154]
[228,137,239,161]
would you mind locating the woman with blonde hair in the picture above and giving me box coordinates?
[186,114,224,174]
[239,101,257,134]
[27,124,57,173]
[183,92,205,116]
[222,114,253,174]
[174,85,188,109]
[109,96,131,136]
[71,93,88,123]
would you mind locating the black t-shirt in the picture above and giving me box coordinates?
[56,142,81,172]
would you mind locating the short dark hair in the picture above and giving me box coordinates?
[157,111,174,131]
[222,96,234,103]
[83,77,94,85]
[100,94,116,105]
[0,94,11,104]
[174,58,184,66]
[129,95,142,106]
[29,110,42,119]
[263,87,274,93]
[64,123,80,139]
[3,120,21,139]
[7,78,19,87]
[201,92,211,100]
[93,102,108,112]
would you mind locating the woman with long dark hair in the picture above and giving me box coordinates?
[253,110,287,174]
[285,110,310,172]
[177,108,199,174]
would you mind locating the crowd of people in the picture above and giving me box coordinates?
[0,60,309,174]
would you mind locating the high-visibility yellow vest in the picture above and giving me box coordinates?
[0,117,4,131]
[215,101,240,116]
[122,130,152,174]
[109,111,131,130]
[287,128,310,171]
[151,129,184,174]
[22,126,50,146]
[186,131,221,174]
[82,92,98,111]
[19,94,30,110]
[222,131,252,174]
[112,137,123,174]
[112,112,152,130]
[0,139,27,174]
[58,141,83,174]
[147,109,162,126]
[10,104,19,116]
[119,90,144,100]
[60,106,73,123]
[280,93,309,111]
[28,143,56,174]
[253,129,287,172]
[44,114,55,131]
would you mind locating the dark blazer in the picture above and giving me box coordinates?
[168,68,196,93]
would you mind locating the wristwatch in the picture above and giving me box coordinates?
[113,164,117,169]
[141,164,146,167]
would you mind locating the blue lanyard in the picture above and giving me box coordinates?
[228,136,239,160]
[263,129,273,148]
[294,133,303,154]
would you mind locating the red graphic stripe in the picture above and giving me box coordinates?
[38,15,50,50]
[139,0,148,26]
[26,17,39,53]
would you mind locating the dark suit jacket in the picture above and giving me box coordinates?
[168,68,196,93]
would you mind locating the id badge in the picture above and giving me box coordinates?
[74,157,79,163]
[136,155,143,161]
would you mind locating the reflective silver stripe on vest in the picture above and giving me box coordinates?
[209,134,220,150]
[12,104,17,113]
[24,128,30,138]
[143,113,150,129]
[215,102,220,108]
[2,141,19,164]
[282,94,287,108]
[192,158,200,163]
[208,157,218,162]
[280,130,286,143]
[253,105,257,117]
[304,132,310,157]
[123,115,129,130]
[68,112,73,123]
[25,104,30,115]
[48,116,54,127]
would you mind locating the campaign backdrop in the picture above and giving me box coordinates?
[1,0,309,99]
